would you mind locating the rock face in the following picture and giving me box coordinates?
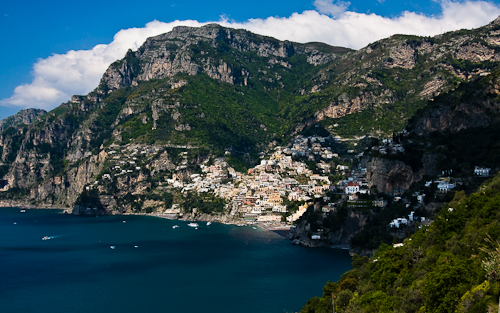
[311,18,500,136]
[98,24,338,93]
[411,73,500,136]
[289,210,371,255]
[0,108,46,133]
[328,211,370,244]
[363,158,422,194]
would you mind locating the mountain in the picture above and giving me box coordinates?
[2,19,500,213]
[312,16,500,138]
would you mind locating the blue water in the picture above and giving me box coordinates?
[0,208,352,313]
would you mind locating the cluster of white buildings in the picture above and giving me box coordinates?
[163,147,339,224]
[372,139,405,155]
[389,211,426,228]
[86,146,162,190]
[425,178,457,192]
[474,166,491,176]
[283,135,338,161]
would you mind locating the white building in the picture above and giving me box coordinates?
[475,166,491,176]
[437,181,456,192]
[344,182,360,194]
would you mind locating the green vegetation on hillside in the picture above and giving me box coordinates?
[301,173,500,313]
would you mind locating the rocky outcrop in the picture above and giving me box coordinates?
[98,24,337,92]
[328,210,370,245]
[364,157,422,194]
[454,42,500,62]
[385,43,416,69]
[0,108,46,133]
[288,210,372,255]
[315,92,377,120]
[413,73,500,136]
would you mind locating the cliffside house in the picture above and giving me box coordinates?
[344,181,360,194]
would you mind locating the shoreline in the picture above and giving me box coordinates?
[126,211,293,239]
[3,205,351,252]
[1,205,305,245]
[0,201,69,211]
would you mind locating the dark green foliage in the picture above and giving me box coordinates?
[89,89,128,151]
[182,191,226,214]
[0,187,30,200]
[350,198,417,250]
[0,165,8,178]
[163,192,173,209]
[323,203,349,230]
[75,188,104,212]
[302,173,500,313]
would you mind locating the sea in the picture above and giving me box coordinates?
[0,207,352,313]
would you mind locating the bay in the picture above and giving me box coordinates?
[0,207,352,313]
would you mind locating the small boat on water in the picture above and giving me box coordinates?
[187,223,199,228]
[42,236,50,240]
[172,225,179,229]
[20,209,25,213]
[206,222,211,226]
[110,246,115,249]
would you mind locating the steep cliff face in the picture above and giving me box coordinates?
[411,72,500,135]
[98,24,341,93]
[0,108,46,133]
[289,210,371,255]
[312,17,500,137]
[363,158,423,194]
[328,210,370,245]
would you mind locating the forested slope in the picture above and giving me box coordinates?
[302,173,500,313]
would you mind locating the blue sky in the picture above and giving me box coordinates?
[1,0,500,120]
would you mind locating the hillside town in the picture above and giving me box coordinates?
[98,136,487,234]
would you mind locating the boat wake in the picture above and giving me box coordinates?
[41,235,64,240]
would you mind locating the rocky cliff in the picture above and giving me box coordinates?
[362,157,423,194]
[97,24,343,93]
[0,108,46,133]
[410,70,500,135]
[310,16,500,137]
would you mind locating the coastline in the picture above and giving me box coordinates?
[126,211,293,239]
[0,201,69,211]
[2,204,298,243]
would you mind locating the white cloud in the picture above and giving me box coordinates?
[2,1,500,112]
[0,19,205,111]
[313,0,351,18]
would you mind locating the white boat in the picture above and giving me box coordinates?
[206,222,212,226]
[110,246,115,249]
[172,225,179,229]
[42,236,50,240]
[187,223,199,228]
[20,209,25,213]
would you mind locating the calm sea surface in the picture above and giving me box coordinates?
[0,208,352,313]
